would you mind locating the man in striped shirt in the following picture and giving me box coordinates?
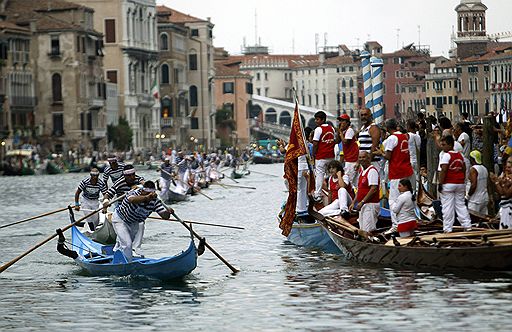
[103,164,145,203]
[103,156,126,187]
[112,181,173,261]
[158,157,174,200]
[74,168,107,231]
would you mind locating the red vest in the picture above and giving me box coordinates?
[356,166,380,203]
[388,133,414,180]
[328,176,339,201]
[445,151,465,184]
[343,130,359,163]
[315,125,336,160]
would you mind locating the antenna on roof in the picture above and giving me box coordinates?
[254,9,258,46]
[418,25,421,49]
[396,28,400,50]
[315,33,319,54]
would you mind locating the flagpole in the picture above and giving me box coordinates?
[292,87,311,160]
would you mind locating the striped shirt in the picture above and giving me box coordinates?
[175,157,188,173]
[115,188,167,224]
[103,162,126,185]
[107,175,145,199]
[78,177,107,200]
[160,162,174,180]
[358,123,381,161]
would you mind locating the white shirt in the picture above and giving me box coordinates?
[438,143,463,171]
[383,132,400,152]
[408,132,421,165]
[361,166,379,186]
[457,132,470,158]
[344,127,355,140]
[392,191,417,224]
[313,124,328,141]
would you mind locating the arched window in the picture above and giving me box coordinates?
[52,73,62,102]
[349,78,354,87]
[161,64,169,84]
[159,33,168,50]
[341,79,346,88]
[190,85,198,107]
[265,108,277,123]
[279,111,291,126]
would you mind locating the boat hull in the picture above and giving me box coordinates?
[71,226,197,280]
[326,227,512,271]
[287,222,341,253]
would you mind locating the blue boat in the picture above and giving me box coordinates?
[64,225,197,281]
[287,221,341,253]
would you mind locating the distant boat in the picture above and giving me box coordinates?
[2,149,35,176]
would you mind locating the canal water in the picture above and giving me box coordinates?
[0,163,511,331]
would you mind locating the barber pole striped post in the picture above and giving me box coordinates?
[370,57,384,125]
[360,51,373,112]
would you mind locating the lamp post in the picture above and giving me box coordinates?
[155,133,165,154]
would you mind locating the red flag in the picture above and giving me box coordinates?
[279,101,307,236]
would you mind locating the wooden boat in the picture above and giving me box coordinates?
[3,149,35,176]
[252,152,273,164]
[165,190,188,203]
[287,219,341,253]
[61,224,197,280]
[321,215,512,271]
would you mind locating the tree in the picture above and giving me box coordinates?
[107,117,133,151]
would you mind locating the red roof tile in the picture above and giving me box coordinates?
[157,5,208,24]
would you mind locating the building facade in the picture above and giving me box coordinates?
[71,0,160,151]
[425,59,459,119]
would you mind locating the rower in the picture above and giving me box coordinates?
[74,168,107,231]
[492,158,512,230]
[158,156,173,200]
[111,181,173,262]
[103,156,126,187]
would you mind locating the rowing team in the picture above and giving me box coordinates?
[283,110,512,236]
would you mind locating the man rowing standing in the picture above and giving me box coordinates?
[103,156,126,187]
[312,111,336,202]
[112,181,173,262]
[74,168,107,231]
[158,156,174,200]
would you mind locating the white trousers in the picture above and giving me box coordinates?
[468,201,488,215]
[132,222,145,254]
[112,212,139,262]
[296,169,309,213]
[159,177,171,199]
[440,183,472,232]
[344,161,357,185]
[358,202,380,232]
[319,188,352,216]
[81,196,100,230]
[314,158,332,198]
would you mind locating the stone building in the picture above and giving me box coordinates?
[70,0,160,151]
[214,49,252,147]
[488,46,512,115]
[4,0,107,154]
[425,59,459,119]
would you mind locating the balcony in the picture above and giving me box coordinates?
[88,97,105,110]
[137,93,155,107]
[92,128,106,139]
[161,117,173,128]
[12,51,29,64]
[10,96,37,108]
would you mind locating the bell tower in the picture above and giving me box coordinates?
[454,0,489,59]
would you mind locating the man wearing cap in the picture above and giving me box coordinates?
[467,150,489,214]
[158,157,174,200]
[103,156,126,187]
[312,111,336,202]
[74,168,108,231]
[338,114,359,184]
[112,181,173,262]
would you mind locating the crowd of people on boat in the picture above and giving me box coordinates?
[279,108,512,236]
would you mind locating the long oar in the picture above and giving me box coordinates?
[0,195,125,274]
[171,211,239,273]
[223,171,240,183]
[250,170,279,178]
[210,182,256,190]
[0,207,68,230]
[161,168,213,200]
[147,215,244,230]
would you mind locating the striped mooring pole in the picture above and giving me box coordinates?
[360,51,373,112]
[370,57,385,125]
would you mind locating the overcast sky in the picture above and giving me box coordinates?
[157,0,512,56]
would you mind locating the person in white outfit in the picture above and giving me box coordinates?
[392,179,418,237]
[111,181,173,261]
[491,158,512,230]
[467,150,489,215]
[319,160,353,217]
[312,111,337,202]
[74,168,107,231]
[438,135,472,233]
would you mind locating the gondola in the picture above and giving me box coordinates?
[166,189,189,203]
[231,169,250,179]
[58,216,197,280]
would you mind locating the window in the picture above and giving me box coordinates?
[246,82,253,94]
[349,78,354,87]
[485,77,489,91]
[265,88,269,96]
[426,97,430,105]
[315,94,319,106]
[105,19,116,43]
[256,73,260,80]
[52,113,64,136]
[426,82,429,90]
[342,93,346,104]
[189,85,198,106]
[395,83,399,94]
[223,82,234,94]
[76,36,80,52]
[161,64,169,84]
[189,54,198,70]
[323,94,326,105]
[349,92,354,104]
[52,73,62,102]
[159,33,169,50]
[50,35,60,55]
[448,96,453,104]
[191,117,199,129]
[256,88,261,95]
[191,29,199,37]
[341,79,346,88]
[106,70,117,84]
[474,78,478,92]
[264,72,268,80]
